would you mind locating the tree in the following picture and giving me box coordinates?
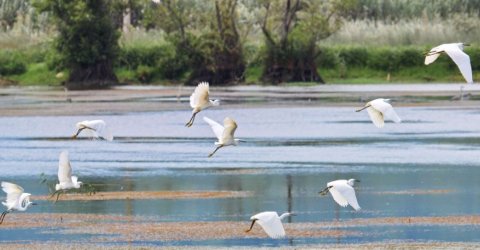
[259,0,355,84]
[36,0,119,90]
[152,0,245,85]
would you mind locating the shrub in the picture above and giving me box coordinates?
[338,47,369,67]
[0,52,27,75]
[317,47,338,69]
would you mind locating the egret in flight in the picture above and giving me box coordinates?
[245,211,295,239]
[356,98,401,128]
[425,43,473,84]
[186,82,220,127]
[72,120,113,141]
[319,179,361,211]
[203,116,240,157]
[1,182,37,224]
[51,150,83,201]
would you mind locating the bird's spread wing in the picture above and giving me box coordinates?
[424,45,444,65]
[329,187,349,207]
[190,82,210,108]
[383,106,401,123]
[1,182,24,206]
[100,126,113,141]
[222,117,237,142]
[366,107,384,128]
[58,151,72,183]
[257,216,286,239]
[335,184,361,211]
[203,116,224,140]
[444,46,473,84]
[424,53,441,65]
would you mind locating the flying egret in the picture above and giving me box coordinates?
[1,182,37,224]
[203,116,240,157]
[51,150,83,201]
[245,211,295,239]
[356,98,401,128]
[72,120,113,141]
[186,82,220,127]
[425,43,473,84]
[319,179,361,211]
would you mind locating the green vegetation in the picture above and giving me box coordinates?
[1,0,480,86]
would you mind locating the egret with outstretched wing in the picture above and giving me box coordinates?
[186,82,220,127]
[203,116,240,157]
[245,211,294,239]
[425,43,473,84]
[319,179,361,211]
[72,120,113,141]
[356,98,401,128]
[1,182,36,224]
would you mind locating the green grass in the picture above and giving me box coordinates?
[10,63,63,86]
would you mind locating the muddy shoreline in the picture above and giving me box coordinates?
[1,84,480,116]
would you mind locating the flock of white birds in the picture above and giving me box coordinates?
[0,43,475,239]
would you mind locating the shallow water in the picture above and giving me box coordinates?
[1,106,480,246]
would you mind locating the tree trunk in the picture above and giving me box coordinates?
[186,0,245,85]
[66,61,118,90]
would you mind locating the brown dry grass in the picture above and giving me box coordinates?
[33,190,251,201]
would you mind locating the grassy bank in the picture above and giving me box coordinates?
[1,43,479,86]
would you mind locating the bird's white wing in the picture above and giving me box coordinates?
[257,216,286,239]
[425,53,441,65]
[99,126,113,141]
[203,116,224,140]
[424,45,444,65]
[366,107,384,128]
[334,184,361,211]
[1,182,24,206]
[190,82,210,108]
[222,117,237,142]
[58,151,72,183]
[329,187,349,207]
[383,106,401,123]
[444,46,473,84]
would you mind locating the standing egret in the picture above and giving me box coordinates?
[245,211,295,239]
[52,151,82,201]
[186,82,220,127]
[203,116,240,157]
[425,43,473,84]
[356,98,401,128]
[319,179,361,211]
[1,182,37,224]
[72,120,113,141]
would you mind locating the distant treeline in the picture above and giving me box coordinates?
[2,45,478,84]
[348,0,480,22]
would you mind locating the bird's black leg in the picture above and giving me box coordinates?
[55,190,65,202]
[245,219,257,232]
[185,112,197,127]
[208,145,223,158]
[355,105,371,112]
[72,127,86,139]
[0,210,10,225]
[319,186,332,196]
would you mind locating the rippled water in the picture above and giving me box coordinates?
[1,106,480,246]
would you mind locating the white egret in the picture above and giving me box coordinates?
[425,43,473,84]
[245,211,295,239]
[356,98,401,128]
[203,116,240,157]
[54,150,82,194]
[186,82,220,127]
[1,182,37,224]
[319,179,361,211]
[72,120,113,141]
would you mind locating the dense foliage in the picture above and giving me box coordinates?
[1,0,480,86]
